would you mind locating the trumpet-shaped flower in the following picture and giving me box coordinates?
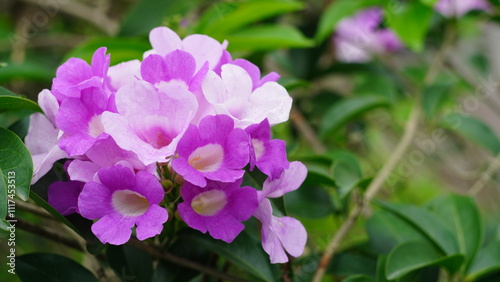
[102,80,198,165]
[253,161,308,263]
[334,8,402,63]
[178,179,258,243]
[202,64,292,128]
[245,119,289,180]
[78,165,168,245]
[172,115,249,187]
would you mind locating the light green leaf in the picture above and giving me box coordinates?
[320,96,389,138]
[17,253,98,282]
[386,2,433,51]
[377,201,459,255]
[199,0,304,35]
[0,127,32,201]
[183,230,277,282]
[467,241,500,281]
[386,241,465,280]
[440,114,500,155]
[224,25,314,52]
[65,37,150,66]
[315,0,383,42]
[427,195,482,271]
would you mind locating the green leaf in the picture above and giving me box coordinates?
[467,241,500,281]
[329,252,377,278]
[377,201,459,255]
[0,168,6,219]
[28,192,79,235]
[65,37,150,66]
[303,164,336,187]
[0,87,42,113]
[0,218,9,231]
[319,96,389,138]
[376,255,390,282]
[366,210,427,254]
[440,114,500,154]
[343,275,376,282]
[315,0,383,42]
[0,127,32,201]
[330,151,363,198]
[286,185,335,218]
[427,195,482,271]
[120,0,198,36]
[386,241,465,280]
[419,0,439,6]
[17,253,98,282]
[0,63,54,82]
[224,25,314,52]
[107,245,153,282]
[199,0,304,35]
[386,2,433,51]
[422,84,451,120]
[183,230,277,282]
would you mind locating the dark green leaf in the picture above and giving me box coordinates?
[303,164,336,187]
[343,275,376,282]
[329,252,377,278]
[183,230,277,282]
[377,201,459,255]
[107,245,153,282]
[0,127,32,201]
[386,2,433,51]
[366,210,427,254]
[224,25,314,52]
[330,151,363,198]
[422,84,451,120]
[29,192,80,236]
[285,185,335,218]
[0,63,54,82]
[440,114,500,154]
[315,0,383,42]
[120,0,198,36]
[0,218,9,231]
[65,37,150,65]
[0,168,6,219]
[0,87,42,113]
[467,241,500,281]
[199,0,304,35]
[427,195,482,271]
[376,255,390,282]
[320,96,389,138]
[386,241,465,280]
[8,116,30,140]
[17,253,98,282]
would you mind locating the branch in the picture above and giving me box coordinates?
[290,107,327,154]
[127,239,251,282]
[468,152,500,196]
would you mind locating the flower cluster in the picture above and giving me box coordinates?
[26,27,307,263]
[333,7,402,63]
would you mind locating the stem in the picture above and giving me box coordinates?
[468,153,500,196]
[290,107,327,154]
[127,239,251,282]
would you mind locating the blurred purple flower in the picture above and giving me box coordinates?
[435,0,490,18]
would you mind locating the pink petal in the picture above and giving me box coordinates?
[78,181,113,219]
[67,160,101,183]
[149,27,182,56]
[183,34,224,71]
[272,216,307,257]
[262,161,307,198]
[135,204,168,240]
[92,214,135,245]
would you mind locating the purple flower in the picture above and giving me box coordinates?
[171,115,249,187]
[56,85,113,157]
[102,80,198,165]
[245,119,289,180]
[202,64,292,128]
[26,89,68,184]
[253,161,308,263]
[107,59,141,92]
[48,181,84,215]
[67,138,150,183]
[51,47,110,103]
[178,179,258,243]
[78,165,168,245]
[435,0,489,18]
[334,8,402,63]
[147,26,227,72]
[231,59,280,91]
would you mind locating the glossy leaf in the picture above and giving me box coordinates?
[386,241,465,280]
[0,86,42,113]
[377,201,459,255]
[0,168,6,220]
[386,2,433,51]
[183,230,277,282]
[107,245,153,282]
[320,96,389,138]
[199,0,304,35]
[17,253,98,282]
[224,25,314,52]
[64,37,150,66]
[440,114,500,155]
[427,195,482,270]
[467,241,500,281]
[366,210,427,254]
[286,185,335,218]
[0,127,32,201]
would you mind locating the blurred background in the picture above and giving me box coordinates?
[1,0,500,281]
